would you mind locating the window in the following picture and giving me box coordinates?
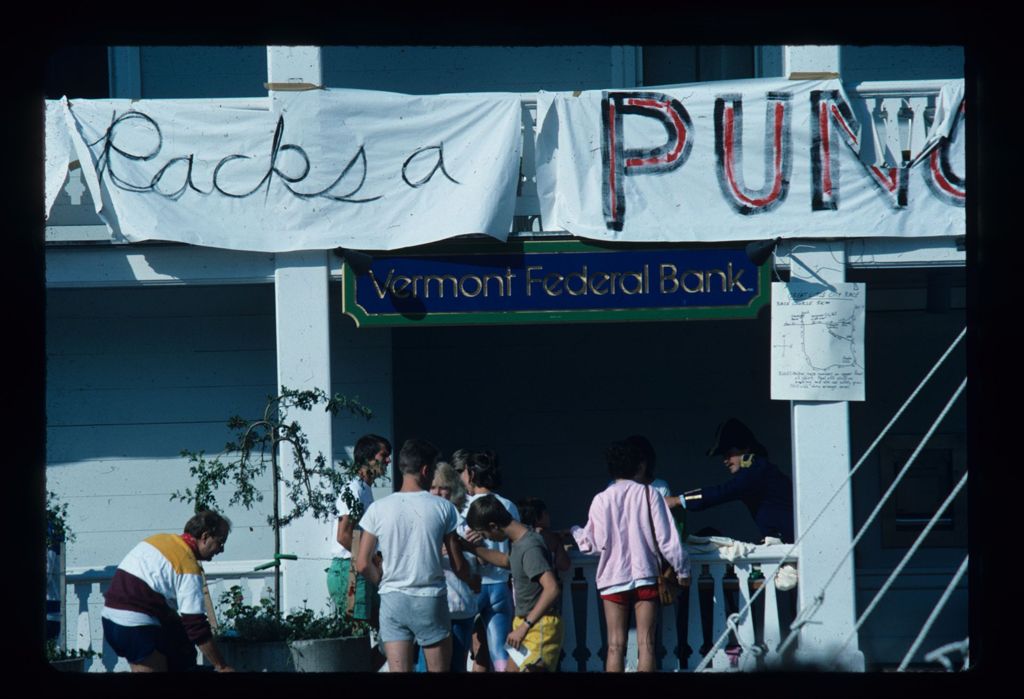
[880,434,966,548]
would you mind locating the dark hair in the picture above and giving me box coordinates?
[625,435,656,478]
[398,439,440,475]
[466,494,513,530]
[465,450,502,490]
[355,434,391,467]
[517,497,547,527]
[606,440,643,480]
[451,448,471,473]
[184,510,231,539]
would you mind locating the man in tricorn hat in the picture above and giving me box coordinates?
[666,418,794,543]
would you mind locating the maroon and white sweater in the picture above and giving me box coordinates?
[101,533,212,644]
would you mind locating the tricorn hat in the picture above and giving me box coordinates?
[707,418,768,457]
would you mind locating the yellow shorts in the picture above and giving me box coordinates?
[512,615,564,671]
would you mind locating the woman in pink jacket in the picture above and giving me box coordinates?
[571,441,690,672]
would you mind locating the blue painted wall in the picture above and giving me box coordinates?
[841,45,963,83]
[138,46,267,98]
[322,45,637,93]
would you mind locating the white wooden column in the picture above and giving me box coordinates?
[783,45,841,78]
[788,240,864,671]
[268,46,334,614]
[783,46,863,671]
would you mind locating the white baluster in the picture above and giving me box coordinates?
[760,562,781,668]
[583,562,603,671]
[76,582,95,654]
[733,563,757,672]
[661,593,679,671]
[685,566,704,671]
[709,563,730,670]
[65,166,87,206]
[909,96,933,160]
[882,97,904,165]
[58,542,67,652]
[560,566,577,672]
[246,576,266,604]
[625,625,638,672]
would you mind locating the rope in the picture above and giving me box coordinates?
[694,329,964,672]
[776,377,966,658]
[897,555,968,671]
[828,470,968,664]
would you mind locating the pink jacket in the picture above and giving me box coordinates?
[571,480,690,592]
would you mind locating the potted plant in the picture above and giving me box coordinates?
[47,640,99,672]
[212,586,373,672]
[172,386,377,671]
[45,491,76,663]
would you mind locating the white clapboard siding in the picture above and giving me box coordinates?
[47,284,280,573]
[46,422,265,463]
[47,385,285,427]
[47,316,276,355]
[46,348,277,391]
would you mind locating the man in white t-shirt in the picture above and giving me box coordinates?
[326,434,391,621]
[356,439,470,672]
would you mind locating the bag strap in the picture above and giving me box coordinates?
[644,485,669,571]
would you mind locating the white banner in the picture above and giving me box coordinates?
[45,100,73,219]
[770,281,866,401]
[53,90,523,252]
[535,78,964,242]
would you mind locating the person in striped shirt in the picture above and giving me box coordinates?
[101,510,234,672]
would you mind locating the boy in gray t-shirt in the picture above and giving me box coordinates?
[464,495,563,672]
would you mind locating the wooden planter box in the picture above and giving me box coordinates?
[211,636,371,672]
[49,658,87,672]
[213,638,295,672]
[289,637,371,672]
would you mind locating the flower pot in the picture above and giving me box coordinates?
[214,638,295,672]
[289,636,371,672]
[49,657,87,672]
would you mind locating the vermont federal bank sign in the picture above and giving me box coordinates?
[342,241,769,326]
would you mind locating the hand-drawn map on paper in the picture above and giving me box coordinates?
[770,281,865,401]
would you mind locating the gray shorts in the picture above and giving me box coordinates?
[378,592,451,646]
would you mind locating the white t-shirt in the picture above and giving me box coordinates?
[359,491,460,597]
[461,491,520,585]
[329,476,374,559]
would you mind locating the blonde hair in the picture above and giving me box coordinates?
[432,460,467,511]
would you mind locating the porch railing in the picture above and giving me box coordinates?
[63,561,276,672]
[558,544,798,672]
[64,544,795,673]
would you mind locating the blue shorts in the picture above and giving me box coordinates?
[101,617,197,670]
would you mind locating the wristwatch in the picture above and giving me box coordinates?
[523,618,534,628]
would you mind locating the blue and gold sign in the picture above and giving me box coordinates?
[341,240,769,326]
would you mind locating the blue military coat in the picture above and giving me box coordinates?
[683,456,794,543]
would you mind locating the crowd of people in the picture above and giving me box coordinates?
[98,419,795,673]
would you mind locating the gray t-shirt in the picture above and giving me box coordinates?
[510,530,559,619]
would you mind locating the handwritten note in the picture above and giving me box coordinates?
[771,281,866,401]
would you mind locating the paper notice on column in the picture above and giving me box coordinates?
[771,281,866,401]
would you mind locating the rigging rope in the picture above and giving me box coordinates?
[827,470,968,664]
[694,328,965,671]
[897,555,969,671]
[777,377,966,659]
